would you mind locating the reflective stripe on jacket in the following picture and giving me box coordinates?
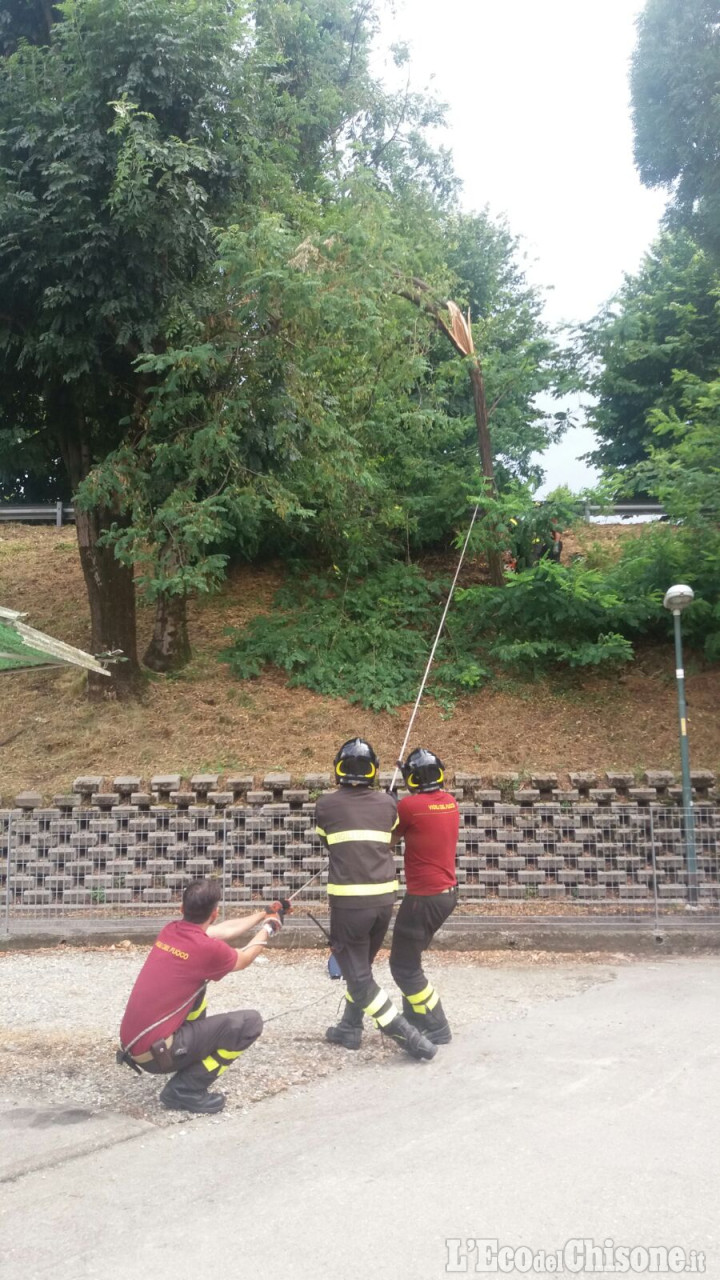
[315,787,399,907]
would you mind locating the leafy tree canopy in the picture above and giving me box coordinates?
[0,0,573,685]
[581,230,720,473]
[0,1,62,57]
[632,0,720,254]
[1,0,442,679]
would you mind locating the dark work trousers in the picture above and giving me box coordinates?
[389,889,458,997]
[329,902,393,1008]
[140,994,263,1090]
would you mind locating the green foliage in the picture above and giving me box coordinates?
[0,0,242,392]
[0,0,256,630]
[473,523,720,673]
[493,634,635,670]
[583,224,720,661]
[223,532,662,712]
[632,0,720,254]
[462,483,581,570]
[613,524,720,660]
[223,562,490,713]
[0,0,575,679]
[458,560,658,675]
[208,184,572,574]
[224,507,720,710]
[220,461,718,712]
[0,1,60,57]
[223,551,657,709]
[615,365,720,661]
[581,230,720,473]
[0,423,70,501]
[579,206,720,662]
[640,371,720,525]
[76,337,317,598]
[507,487,581,571]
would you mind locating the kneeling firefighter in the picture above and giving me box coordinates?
[389,748,459,1044]
[118,879,286,1114]
[315,738,437,1062]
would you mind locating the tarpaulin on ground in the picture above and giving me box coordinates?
[0,606,110,677]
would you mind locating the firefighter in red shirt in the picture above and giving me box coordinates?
[389,747,459,1045]
[119,879,285,1115]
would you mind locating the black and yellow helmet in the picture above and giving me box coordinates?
[401,747,445,793]
[334,737,379,786]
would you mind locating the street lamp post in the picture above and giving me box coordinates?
[663,584,698,907]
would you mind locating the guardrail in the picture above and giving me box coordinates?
[0,502,74,527]
[583,502,666,520]
[0,501,667,527]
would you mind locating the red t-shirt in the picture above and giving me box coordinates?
[397,790,460,894]
[119,919,237,1054]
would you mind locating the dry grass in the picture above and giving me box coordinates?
[0,523,718,799]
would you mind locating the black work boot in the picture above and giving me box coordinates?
[382,1014,437,1061]
[159,1076,226,1115]
[402,996,452,1045]
[326,997,364,1050]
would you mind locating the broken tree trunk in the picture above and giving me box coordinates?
[397,286,505,586]
[468,360,505,587]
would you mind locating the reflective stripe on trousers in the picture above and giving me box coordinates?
[201,1048,244,1077]
[405,983,440,1015]
[362,986,399,1029]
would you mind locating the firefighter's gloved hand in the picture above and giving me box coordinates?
[257,914,283,939]
[265,898,291,922]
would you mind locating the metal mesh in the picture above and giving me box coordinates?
[1,797,718,928]
[454,801,719,921]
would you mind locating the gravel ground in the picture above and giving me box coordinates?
[0,944,628,1127]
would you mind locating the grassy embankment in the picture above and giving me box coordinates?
[0,523,718,798]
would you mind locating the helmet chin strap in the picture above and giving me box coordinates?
[390,505,479,791]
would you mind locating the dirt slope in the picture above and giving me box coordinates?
[0,523,718,798]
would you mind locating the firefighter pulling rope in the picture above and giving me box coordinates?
[313,502,479,1052]
[118,881,286,1114]
[368,505,482,1045]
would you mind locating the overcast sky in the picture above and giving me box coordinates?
[377,0,668,493]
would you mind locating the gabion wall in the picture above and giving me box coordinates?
[1,769,719,916]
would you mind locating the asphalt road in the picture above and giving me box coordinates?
[2,958,718,1280]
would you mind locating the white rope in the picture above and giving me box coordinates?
[390,505,480,790]
[289,867,324,902]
